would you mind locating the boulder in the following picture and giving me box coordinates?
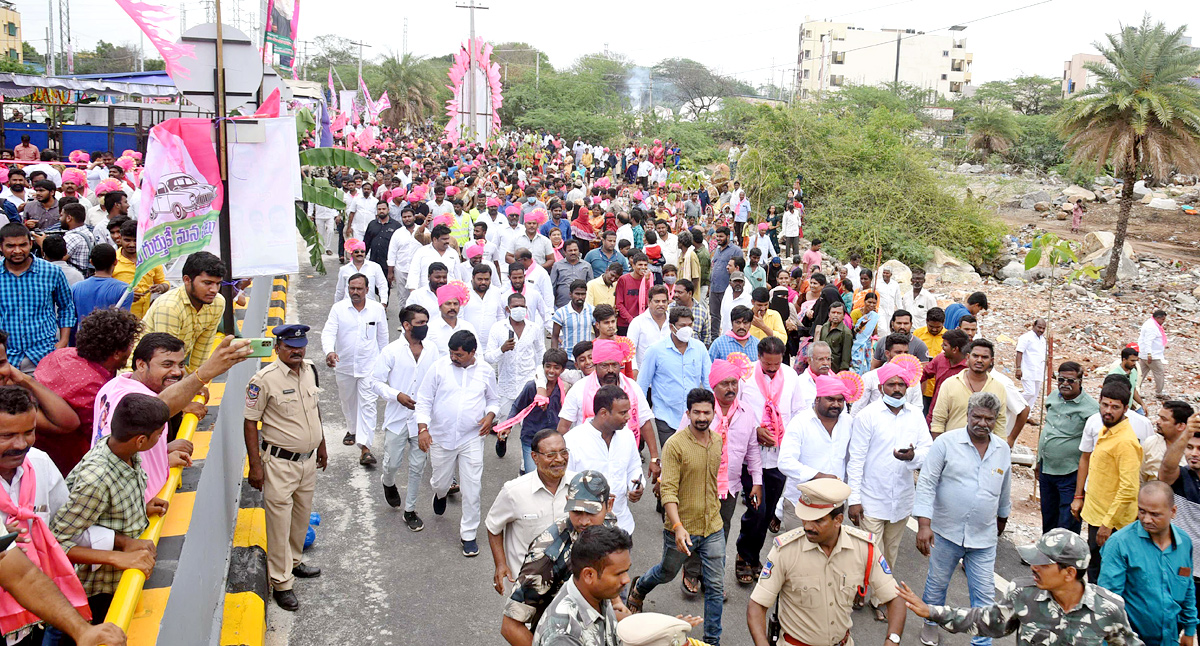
[1133,180,1150,198]
[924,247,982,285]
[1083,240,1138,282]
[1140,192,1155,204]
[1148,198,1178,211]
[997,260,1026,280]
[1192,284,1200,299]
[1082,231,1115,256]
[1062,185,1097,201]
[1003,277,1025,287]
[956,162,973,173]
[1094,176,1115,186]
[878,259,912,287]
[1019,190,1052,209]
[968,164,985,174]
[1034,201,1051,212]
[1056,210,1069,220]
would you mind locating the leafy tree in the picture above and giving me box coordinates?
[22,42,42,65]
[1057,15,1200,288]
[964,101,1022,159]
[972,76,1061,115]
[0,58,31,73]
[375,52,440,126]
[1009,113,1066,170]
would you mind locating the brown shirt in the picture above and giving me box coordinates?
[244,359,323,452]
[659,426,723,537]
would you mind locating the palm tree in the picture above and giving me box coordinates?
[965,101,1022,160]
[376,52,441,126]
[1058,16,1200,288]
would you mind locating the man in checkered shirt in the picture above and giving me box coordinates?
[0,222,77,373]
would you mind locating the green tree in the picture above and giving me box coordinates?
[964,101,1022,160]
[1057,15,1200,288]
[22,42,42,65]
[375,52,440,126]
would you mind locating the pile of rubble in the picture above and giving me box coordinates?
[1012,175,1200,217]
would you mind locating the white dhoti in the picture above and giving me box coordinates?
[1021,378,1042,407]
[335,373,378,448]
[429,437,484,541]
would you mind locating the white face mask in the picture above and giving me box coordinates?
[673,325,694,344]
[881,393,906,408]
[509,307,528,322]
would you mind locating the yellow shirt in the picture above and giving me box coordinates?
[585,276,616,307]
[750,309,786,341]
[913,326,946,396]
[1080,418,1143,530]
[930,371,1008,436]
[113,253,169,318]
[142,285,227,373]
[678,248,701,284]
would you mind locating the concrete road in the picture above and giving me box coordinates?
[267,264,1021,646]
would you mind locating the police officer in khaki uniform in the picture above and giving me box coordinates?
[243,324,329,612]
[747,479,907,646]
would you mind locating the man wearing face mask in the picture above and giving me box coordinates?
[369,305,436,531]
[637,307,711,451]
[856,334,923,413]
[485,293,546,454]
[778,375,854,532]
[426,281,477,360]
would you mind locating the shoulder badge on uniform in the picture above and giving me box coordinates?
[760,559,773,579]
[246,384,260,406]
[843,526,876,543]
[773,527,806,548]
[879,556,891,575]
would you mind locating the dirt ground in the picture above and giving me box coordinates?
[997,201,1200,263]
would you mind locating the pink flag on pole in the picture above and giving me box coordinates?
[375,91,391,116]
[328,68,337,110]
[358,76,375,118]
[254,88,281,118]
[113,0,196,80]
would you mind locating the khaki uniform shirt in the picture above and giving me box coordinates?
[244,359,323,453]
[750,526,899,646]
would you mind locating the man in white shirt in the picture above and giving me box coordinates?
[653,221,679,268]
[626,286,671,371]
[309,200,339,258]
[321,274,389,466]
[1136,310,1168,400]
[369,304,436,531]
[335,240,388,306]
[1014,319,1048,407]
[345,182,378,241]
[385,206,422,306]
[495,206,524,286]
[425,185,455,219]
[415,328,499,557]
[899,269,938,329]
[564,385,644,534]
[778,375,853,531]
[508,213,554,268]
[845,254,864,292]
[846,363,933,618]
[873,267,902,329]
[484,430,574,593]
[484,292,546,426]
[406,223,459,292]
[719,273,753,333]
[856,334,923,413]
[408,263,448,316]
[427,283,477,361]
[462,263,503,336]
[515,250,554,326]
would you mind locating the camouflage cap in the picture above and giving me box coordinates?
[1017,528,1090,570]
[565,470,610,514]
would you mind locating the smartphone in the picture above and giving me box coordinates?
[246,338,274,358]
[0,531,18,552]
[508,330,515,340]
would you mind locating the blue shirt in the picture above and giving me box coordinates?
[583,248,630,277]
[708,334,758,362]
[1099,521,1197,646]
[944,303,969,329]
[511,380,565,444]
[709,243,744,293]
[539,218,572,241]
[637,337,711,426]
[72,276,132,319]
[0,257,77,366]
[735,200,751,223]
[913,428,1012,549]
[551,303,595,360]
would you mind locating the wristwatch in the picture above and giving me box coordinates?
[650,458,661,465]
[887,633,901,644]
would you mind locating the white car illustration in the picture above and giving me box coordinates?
[152,172,217,220]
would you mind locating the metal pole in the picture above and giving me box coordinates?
[467,2,475,142]
[535,51,539,90]
[45,4,54,76]
[893,31,901,88]
[214,0,237,337]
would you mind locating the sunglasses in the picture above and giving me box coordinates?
[1056,376,1081,385]
[534,449,570,460]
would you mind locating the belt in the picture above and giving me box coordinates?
[261,441,315,462]
[782,631,849,646]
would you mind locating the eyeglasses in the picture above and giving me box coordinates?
[1056,376,1081,385]
[534,449,570,460]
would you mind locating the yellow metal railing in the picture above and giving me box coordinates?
[103,391,206,632]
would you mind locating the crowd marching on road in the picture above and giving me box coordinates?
[0,125,1195,646]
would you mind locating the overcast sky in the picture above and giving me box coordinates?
[17,0,1186,88]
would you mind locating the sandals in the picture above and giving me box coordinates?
[627,577,645,613]
[681,574,701,595]
[768,516,782,534]
[342,432,355,446]
[359,450,377,466]
[736,555,756,584]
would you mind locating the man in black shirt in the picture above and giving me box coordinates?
[1159,400,1200,501]
[363,201,402,290]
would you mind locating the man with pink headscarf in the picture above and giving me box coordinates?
[846,360,932,620]
[855,334,923,414]
[321,272,389,466]
[778,373,853,532]
[426,282,477,360]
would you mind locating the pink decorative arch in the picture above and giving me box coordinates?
[444,38,503,144]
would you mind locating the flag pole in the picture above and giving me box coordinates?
[214,0,237,336]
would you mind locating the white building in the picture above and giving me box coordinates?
[796,18,972,100]
[1061,53,1107,99]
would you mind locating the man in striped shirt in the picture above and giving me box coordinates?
[551,280,594,366]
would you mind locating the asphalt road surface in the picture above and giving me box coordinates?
[266,262,1022,646]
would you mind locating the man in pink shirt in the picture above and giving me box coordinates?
[800,239,823,276]
[13,135,39,162]
[92,332,254,500]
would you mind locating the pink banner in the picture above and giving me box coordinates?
[113,0,196,80]
[290,0,301,41]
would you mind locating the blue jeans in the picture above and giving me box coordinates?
[635,529,725,645]
[1038,468,1081,534]
[922,534,996,646]
[520,440,536,475]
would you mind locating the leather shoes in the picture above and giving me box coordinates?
[292,563,321,578]
[273,589,299,611]
[495,436,507,458]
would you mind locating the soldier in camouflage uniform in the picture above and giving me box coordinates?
[502,471,619,646]
[533,525,632,646]
[896,528,1144,646]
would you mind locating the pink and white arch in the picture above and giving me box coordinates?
[443,38,503,145]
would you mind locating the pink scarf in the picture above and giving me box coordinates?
[712,401,738,498]
[635,273,652,314]
[493,382,567,433]
[754,364,786,445]
[1154,317,1169,349]
[0,458,91,633]
[581,373,641,445]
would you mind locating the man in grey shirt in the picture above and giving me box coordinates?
[549,240,594,308]
[707,226,744,337]
[871,309,930,368]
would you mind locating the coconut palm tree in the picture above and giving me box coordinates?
[965,101,1022,160]
[1058,15,1200,288]
[376,52,441,126]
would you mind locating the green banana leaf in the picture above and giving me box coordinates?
[294,203,327,274]
[298,147,377,172]
[295,108,316,143]
[301,181,347,210]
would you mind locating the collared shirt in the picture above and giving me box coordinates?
[565,422,643,533]
[335,259,389,305]
[847,399,933,522]
[549,259,593,309]
[407,286,438,316]
[484,318,546,400]
[660,427,725,536]
[485,470,576,579]
[1138,318,1166,359]
[525,265,556,324]
[676,298,711,347]
[778,408,853,506]
[708,243,743,293]
[559,374,652,430]
[321,298,389,376]
[515,232,555,267]
[532,577,620,646]
[1039,391,1099,475]
[927,577,1144,646]
[914,428,1011,549]
[872,331,930,363]
[369,339,438,436]
[1016,330,1048,381]
[930,371,1008,436]
[363,217,403,269]
[551,303,595,360]
[113,253,168,319]
[750,308,786,341]
[143,286,226,373]
[1099,521,1197,646]
[741,365,812,470]
[0,256,77,365]
[901,288,939,329]
[405,244,460,291]
[414,356,499,450]
[709,333,759,363]
[385,225,420,274]
[637,337,711,426]
[48,261,81,287]
[1081,417,1143,530]
[462,287,504,345]
[0,448,67,530]
[244,359,324,453]
[62,226,96,271]
[34,348,113,475]
[626,310,670,368]
[719,288,753,333]
[856,367,923,413]
[583,247,629,277]
[585,276,615,307]
[51,441,149,597]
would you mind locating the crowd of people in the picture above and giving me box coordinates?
[0,121,1195,646]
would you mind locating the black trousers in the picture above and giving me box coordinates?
[1087,524,1103,582]
[735,466,786,567]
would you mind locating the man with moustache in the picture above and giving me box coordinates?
[778,374,854,532]
[322,274,389,466]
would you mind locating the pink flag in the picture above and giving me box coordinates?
[289,0,301,41]
[113,0,196,80]
[254,88,281,118]
[330,111,348,133]
[358,77,375,118]
[327,69,337,111]
[375,91,391,116]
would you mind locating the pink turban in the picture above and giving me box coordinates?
[709,360,745,389]
[430,214,454,228]
[0,167,8,185]
[877,363,907,387]
[505,204,522,216]
[114,155,136,172]
[94,178,123,195]
[813,375,847,398]
[62,168,88,189]
[344,238,366,253]
[524,209,547,225]
[446,186,460,197]
[436,282,469,306]
[390,188,407,202]
[121,149,143,161]
[464,242,485,259]
[410,187,427,201]
[592,339,630,365]
[68,150,90,164]
[757,222,768,232]
[486,196,501,208]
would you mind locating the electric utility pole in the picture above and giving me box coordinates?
[456,0,488,142]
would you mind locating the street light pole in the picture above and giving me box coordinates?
[456,0,488,143]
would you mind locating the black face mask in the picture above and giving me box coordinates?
[411,324,429,341]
